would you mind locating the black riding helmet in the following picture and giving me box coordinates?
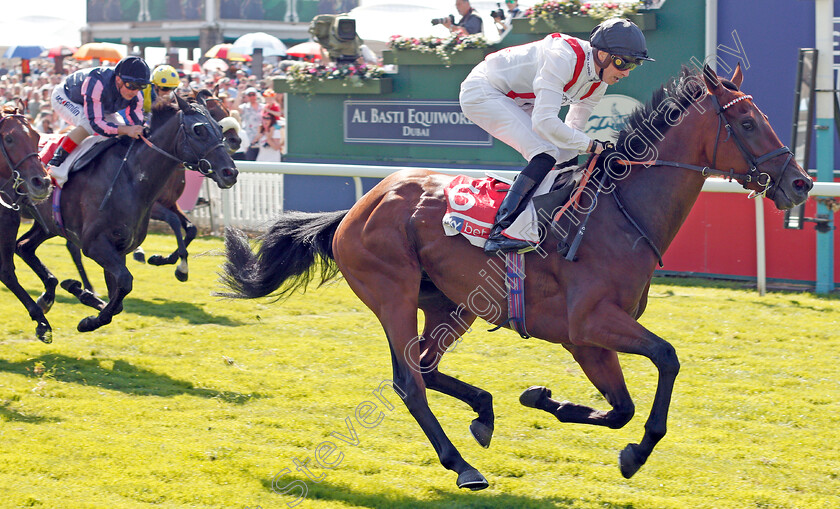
[590,18,654,62]
[114,56,151,85]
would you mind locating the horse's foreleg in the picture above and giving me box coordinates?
[14,223,58,313]
[76,239,132,332]
[146,203,187,278]
[0,211,52,343]
[520,346,635,429]
[577,302,680,479]
[417,295,493,448]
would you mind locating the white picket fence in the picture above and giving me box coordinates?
[189,161,840,233]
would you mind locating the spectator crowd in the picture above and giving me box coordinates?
[0,56,289,161]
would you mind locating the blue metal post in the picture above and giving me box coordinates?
[814,118,835,293]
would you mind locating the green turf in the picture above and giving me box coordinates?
[0,233,838,508]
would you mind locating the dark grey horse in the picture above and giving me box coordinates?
[4,94,237,342]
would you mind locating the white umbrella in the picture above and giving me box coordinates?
[202,58,229,72]
[230,32,288,57]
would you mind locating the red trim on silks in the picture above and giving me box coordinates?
[59,136,78,153]
[551,33,586,92]
[581,81,601,100]
[506,90,536,100]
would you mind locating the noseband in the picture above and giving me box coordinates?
[0,114,44,210]
[616,92,795,199]
[140,109,227,176]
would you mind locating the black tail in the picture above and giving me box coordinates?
[218,210,348,299]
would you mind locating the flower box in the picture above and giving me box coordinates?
[511,12,656,35]
[274,77,393,95]
[381,48,487,66]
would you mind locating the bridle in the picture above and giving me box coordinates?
[139,107,227,176]
[615,92,795,199]
[0,114,45,210]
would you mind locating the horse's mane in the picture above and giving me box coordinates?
[148,98,212,132]
[615,66,740,161]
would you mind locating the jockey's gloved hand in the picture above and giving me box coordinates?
[588,139,614,154]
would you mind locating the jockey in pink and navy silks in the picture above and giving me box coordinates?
[48,56,151,169]
[459,18,653,253]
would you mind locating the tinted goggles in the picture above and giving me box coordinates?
[157,85,177,91]
[122,80,145,91]
[610,55,641,72]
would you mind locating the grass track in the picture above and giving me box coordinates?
[0,233,838,508]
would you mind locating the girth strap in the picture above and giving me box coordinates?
[487,252,529,339]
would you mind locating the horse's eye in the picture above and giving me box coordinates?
[3,135,13,144]
[192,124,204,136]
[741,120,754,131]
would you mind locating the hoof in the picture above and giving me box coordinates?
[133,250,146,263]
[469,419,494,449]
[60,279,83,295]
[175,268,188,282]
[78,316,99,333]
[456,468,489,491]
[36,323,52,344]
[619,443,645,479]
[519,386,551,409]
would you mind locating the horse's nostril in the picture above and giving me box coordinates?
[793,178,812,191]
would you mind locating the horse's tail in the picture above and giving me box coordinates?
[218,210,348,299]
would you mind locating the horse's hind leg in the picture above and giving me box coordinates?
[337,260,488,490]
[0,211,52,343]
[66,241,96,293]
[417,284,494,448]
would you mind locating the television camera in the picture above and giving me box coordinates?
[309,14,363,65]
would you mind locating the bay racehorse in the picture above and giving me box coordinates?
[219,65,812,489]
[69,87,243,290]
[6,94,237,343]
[0,105,54,338]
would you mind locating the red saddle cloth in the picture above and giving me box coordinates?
[442,175,510,246]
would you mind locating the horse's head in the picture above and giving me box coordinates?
[172,93,238,189]
[194,87,242,154]
[702,64,812,210]
[0,106,52,206]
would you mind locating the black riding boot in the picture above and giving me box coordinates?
[484,153,556,254]
[48,147,72,168]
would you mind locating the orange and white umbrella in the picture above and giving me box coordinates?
[204,43,251,62]
[73,42,124,62]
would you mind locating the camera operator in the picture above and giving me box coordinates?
[441,0,483,36]
[492,0,523,33]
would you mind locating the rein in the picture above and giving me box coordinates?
[558,91,795,267]
[613,94,794,199]
[0,114,43,210]
[138,110,226,176]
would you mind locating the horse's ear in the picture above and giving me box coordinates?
[16,98,26,114]
[212,83,220,97]
[175,92,191,112]
[730,62,744,88]
[702,64,723,93]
